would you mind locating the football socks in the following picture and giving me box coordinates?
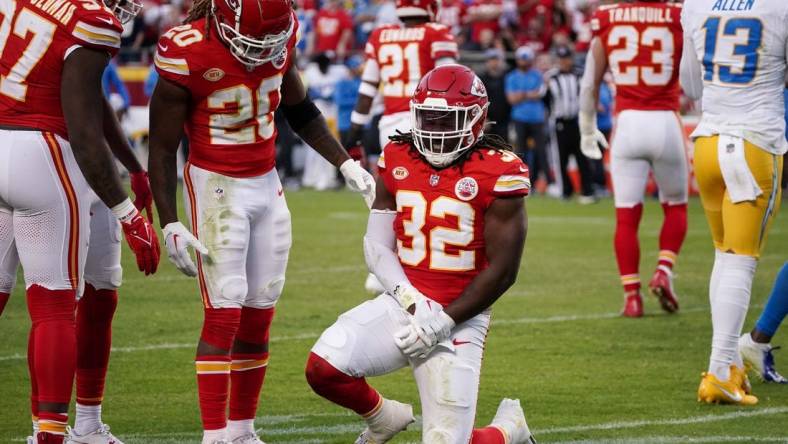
[709,252,757,381]
[754,262,788,339]
[305,352,382,416]
[197,307,241,431]
[657,202,687,272]
[615,204,643,294]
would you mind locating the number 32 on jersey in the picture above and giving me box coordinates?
[397,191,475,272]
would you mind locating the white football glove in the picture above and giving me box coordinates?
[392,284,456,359]
[339,159,375,209]
[580,129,608,160]
[162,222,209,277]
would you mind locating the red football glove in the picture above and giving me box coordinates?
[130,171,153,221]
[117,204,160,275]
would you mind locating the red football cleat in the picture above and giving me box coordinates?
[649,269,679,313]
[621,292,643,318]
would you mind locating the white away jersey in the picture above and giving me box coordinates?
[682,0,788,154]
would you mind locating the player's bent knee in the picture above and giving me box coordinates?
[305,352,349,394]
[310,321,357,376]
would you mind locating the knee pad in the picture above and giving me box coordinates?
[84,265,122,291]
[251,276,285,307]
[423,427,457,444]
[236,307,275,345]
[201,307,242,350]
[217,275,248,305]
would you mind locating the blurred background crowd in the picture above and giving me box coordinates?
[105,0,786,199]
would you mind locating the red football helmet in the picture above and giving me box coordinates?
[104,0,142,24]
[396,0,439,20]
[410,64,489,168]
[212,0,294,68]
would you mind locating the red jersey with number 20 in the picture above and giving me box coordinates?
[0,0,122,138]
[154,17,298,177]
[365,23,458,116]
[379,142,530,306]
[591,2,683,113]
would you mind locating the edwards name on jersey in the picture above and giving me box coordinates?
[365,22,458,116]
[379,142,530,306]
[591,1,683,113]
[154,16,298,177]
[0,0,123,137]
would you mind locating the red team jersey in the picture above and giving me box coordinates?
[154,17,298,177]
[0,0,122,138]
[379,143,530,306]
[591,2,683,113]
[365,23,458,116]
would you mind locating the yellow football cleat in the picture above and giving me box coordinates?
[698,372,758,405]
[730,365,752,394]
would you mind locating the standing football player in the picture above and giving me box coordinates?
[579,0,688,318]
[0,0,160,443]
[681,0,786,405]
[306,65,536,444]
[343,0,458,294]
[147,1,374,443]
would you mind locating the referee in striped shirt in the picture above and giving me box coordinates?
[547,46,596,203]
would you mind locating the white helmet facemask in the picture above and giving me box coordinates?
[213,0,294,68]
[411,98,487,168]
[105,0,142,24]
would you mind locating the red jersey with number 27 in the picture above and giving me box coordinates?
[154,17,298,177]
[379,143,530,306]
[591,2,683,113]
[365,23,458,116]
[0,0,122,138]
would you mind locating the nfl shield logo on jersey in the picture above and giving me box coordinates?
[429,173,440,187]
[455,177,478,201]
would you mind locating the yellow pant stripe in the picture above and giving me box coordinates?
[39,421,67,434]
[231,358,269,371]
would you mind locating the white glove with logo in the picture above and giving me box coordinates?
[339,159,375,208]
[162,222,209,277]
[392,284,456,359]
[579,110,609,160]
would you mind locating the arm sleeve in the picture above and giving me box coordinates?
[679,13,704,100]
[363,210,410,293]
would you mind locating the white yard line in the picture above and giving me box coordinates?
[538,406,788,435]
[0,305,724,362]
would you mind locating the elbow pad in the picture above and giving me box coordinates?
[280,96,322,132]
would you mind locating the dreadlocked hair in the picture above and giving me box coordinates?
[388,129,515,169]
[185,0,213,24]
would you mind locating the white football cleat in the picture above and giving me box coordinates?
[231,434,265,444]
[65,424,123,444]
[355,398,414,444]
[739,334,788,383]
[490,398,537,444]
[364,273,386,295]
[26,437,35,444]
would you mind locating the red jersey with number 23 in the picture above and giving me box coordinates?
[154,16,298,177]
[591,2,683,113]
[379,143,530,306]
[0,0,122,138]
[365,23,458,116]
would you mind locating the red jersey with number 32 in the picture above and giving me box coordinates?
[365,23,457,116]
[379,142,530,306]
[154,17,298,177]
[0,0,122,138]
[591,2,683,113]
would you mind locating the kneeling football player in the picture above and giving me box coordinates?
[306,65,537,444]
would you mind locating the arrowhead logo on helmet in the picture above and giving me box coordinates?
[410,65,490,168]
[212,0,295,68]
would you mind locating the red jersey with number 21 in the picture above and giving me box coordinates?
[365,23,458,116]
[591,2,683,113]
[154,16,298,177]
[379,143,530,306]
[0,0,122,138]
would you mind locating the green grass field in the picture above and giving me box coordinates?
[1,191,786,444]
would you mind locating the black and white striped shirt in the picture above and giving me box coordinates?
[546,70,581,120]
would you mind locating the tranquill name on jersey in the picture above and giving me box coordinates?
[606,6,674,24]
[711,0,755,12]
